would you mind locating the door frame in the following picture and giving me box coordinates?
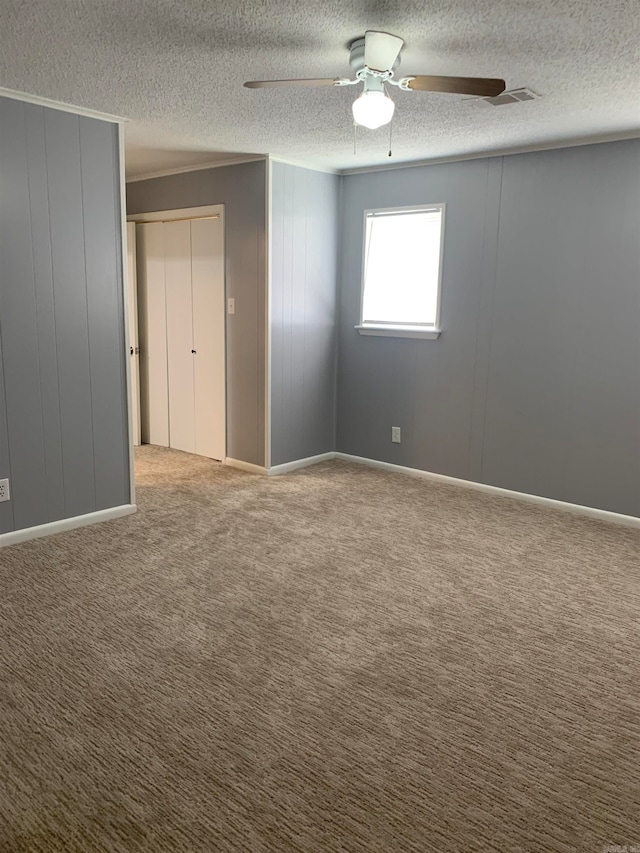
[126,204,227,460]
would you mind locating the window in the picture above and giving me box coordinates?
[356,204,445,339]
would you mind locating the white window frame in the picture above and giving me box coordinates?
[355,203,446,340]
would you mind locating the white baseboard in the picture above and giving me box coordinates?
[235,445,640,529]
[224,457,269,476]
[0,504,137,549]
[268,452,336,476]
[334,453,640,530]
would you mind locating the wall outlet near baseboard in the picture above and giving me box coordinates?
[0,479,10,502]
[391,426,401,443]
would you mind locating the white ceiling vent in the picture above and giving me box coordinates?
[468,88,541,107]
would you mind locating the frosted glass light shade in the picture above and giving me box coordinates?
[352,91,395,129]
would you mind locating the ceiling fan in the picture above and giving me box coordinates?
[244,31,506,130]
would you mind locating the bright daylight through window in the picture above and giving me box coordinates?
[358,205,445,339]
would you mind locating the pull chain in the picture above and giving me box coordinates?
[388,119,393,158]
[353,121,358,156]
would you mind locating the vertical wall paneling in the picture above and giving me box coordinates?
[0,99,17,532]
[337,139,640,517]
[24,104,66,522]
[191,218,225,461]
[0,335,14,534]
[127,160,267,466]
[256,167,267,469]
[164,220,195,453]
[226,182,260,465]
[0,98,49,529]
[265,159,272,470]
[44,108,96,518]
[79,116,130,510]
[137,222,169,447]
[466,156,504,483]
[338,158,494,480]
[270,162,284,465]
[269,162,340,466]
[291,167,306,451]
[0,94,130,537]
[481,143,640,514]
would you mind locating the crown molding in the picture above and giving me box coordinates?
[339,130,640,175]
[269,156,340,175]
[126,153,340,183]
[122,130,639,184]
[125,154,268,183]
[0,85,125,123]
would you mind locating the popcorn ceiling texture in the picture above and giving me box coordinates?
[1,0,639,175]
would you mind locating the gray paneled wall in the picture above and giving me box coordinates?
[0,327,11,533]
[127,160,267,467]
[338,157,501,480]
[337,140,640,516]
[270,162,339,466]
[481,144,640,515]
[0,96,130,535]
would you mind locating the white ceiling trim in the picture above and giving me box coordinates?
[127,154,340,183]
[126,154,268,183]
[126,130,640,185]
[127,154,343,184]
[269,156,340,175]
[341,130,640,175]
[0,85,125,123]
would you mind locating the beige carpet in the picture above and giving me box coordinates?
[1,446,639,852]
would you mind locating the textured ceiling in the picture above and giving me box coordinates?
[1,0,639,177]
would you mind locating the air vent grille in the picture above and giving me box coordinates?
[467,87,541,107]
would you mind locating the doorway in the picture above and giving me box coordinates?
[127,205,226,462]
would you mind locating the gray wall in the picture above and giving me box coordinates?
[270,162,340,466]
[337,140,640,516]
[0,96,130,535]
[127,160,267,467]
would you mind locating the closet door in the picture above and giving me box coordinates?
[191,218,225,460]
[136,222,169,447]
[126,222,141,446]
[164,220,195,454]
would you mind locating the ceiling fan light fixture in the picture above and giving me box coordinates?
[352,90,395,129]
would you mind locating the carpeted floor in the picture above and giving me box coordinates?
[1,446,639,852]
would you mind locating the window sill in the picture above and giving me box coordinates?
[355,325,442,340]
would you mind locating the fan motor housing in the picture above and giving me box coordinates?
[349,36,401,74]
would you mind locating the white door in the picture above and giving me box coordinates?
[135,210,226,461]
[165,220,195,454]
[191,218,225,461]
[136,222,169,447]
[126,222,141,446]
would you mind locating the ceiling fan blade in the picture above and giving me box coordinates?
[244,78,339,89]
[405,75,506,97]
[364,31,404,72]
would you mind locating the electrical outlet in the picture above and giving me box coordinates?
[391,426,401,444]
[0,478,10,502]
